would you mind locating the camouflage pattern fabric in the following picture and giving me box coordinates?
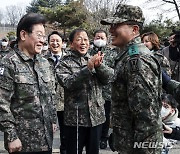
[101,4,145,25]
[56,50,114,127]
[0,48,11,59]
[153,51,171,76]
[44,51,65,111]
[102,47,118,101]
[111,37,163,154]
[0,48,56,152]
[89,46,118,101]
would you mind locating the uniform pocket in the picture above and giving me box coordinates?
[14,73,37,98]
[41,76,56,95]
[41,76,51,83]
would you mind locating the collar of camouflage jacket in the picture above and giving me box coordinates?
[114,36,142,61]
[1,47,10,52]
[14,47,35,61]
[126,36,141,48]
[68,50,90,59]
[14,47,43,62]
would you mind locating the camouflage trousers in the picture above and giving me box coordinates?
[113,126,163,154]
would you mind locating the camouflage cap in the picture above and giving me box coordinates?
[101,4,145,25]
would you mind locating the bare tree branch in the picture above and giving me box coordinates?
[83,0,128,32]
[5,5,26,26]
[162,0,174,4]
[144,0,180,21]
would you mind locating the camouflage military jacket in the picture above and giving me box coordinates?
[161,46,180,81]
[0,48,11,59]
[56,50,114,127]
[111,37,163,152]
[153,51,171,76]
[89,46,118,101]
[44,51,66,111]
[0,48,56,152]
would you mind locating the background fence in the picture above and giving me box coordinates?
[0,26,16,38]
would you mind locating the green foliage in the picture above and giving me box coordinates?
[27,0,62,13]
[27,0,179,42]
[65,0,73,4]
[40,0,88,35]
[143,14,180,40]
[7,31,16,39]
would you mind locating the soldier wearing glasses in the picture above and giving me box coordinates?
[0,13,56,154]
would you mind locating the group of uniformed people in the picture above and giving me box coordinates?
[0,3,180,154]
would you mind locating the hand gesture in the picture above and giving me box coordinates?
[87,54,98,70]
[52,124,57,133]
[94,51,104,68]
[163,124,173,134]
[8,138,22,153]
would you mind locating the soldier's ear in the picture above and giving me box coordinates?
[20,30,27,41]
[132,25,139,35]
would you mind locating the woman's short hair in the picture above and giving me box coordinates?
[141,31,160,51]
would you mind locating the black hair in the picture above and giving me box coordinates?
[17,13,46,42]
[93,29,108,38]
[162,94,178,109]
[69,28,88,43]
[163,38,170,47]
[10,40,17,49]
[48,31,64,43]
[169,33,175,37]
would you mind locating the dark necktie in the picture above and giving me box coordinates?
[53,55,60,64]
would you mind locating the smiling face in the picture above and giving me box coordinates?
[109,23,136,48]
[70,31,89,55]
[19,24,46,57]
[49,34,63,54]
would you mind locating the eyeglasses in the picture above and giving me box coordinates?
[31,31,47,41]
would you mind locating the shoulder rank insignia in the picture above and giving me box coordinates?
[128,45,139,56]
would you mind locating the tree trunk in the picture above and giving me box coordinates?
[163,0,180,21]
